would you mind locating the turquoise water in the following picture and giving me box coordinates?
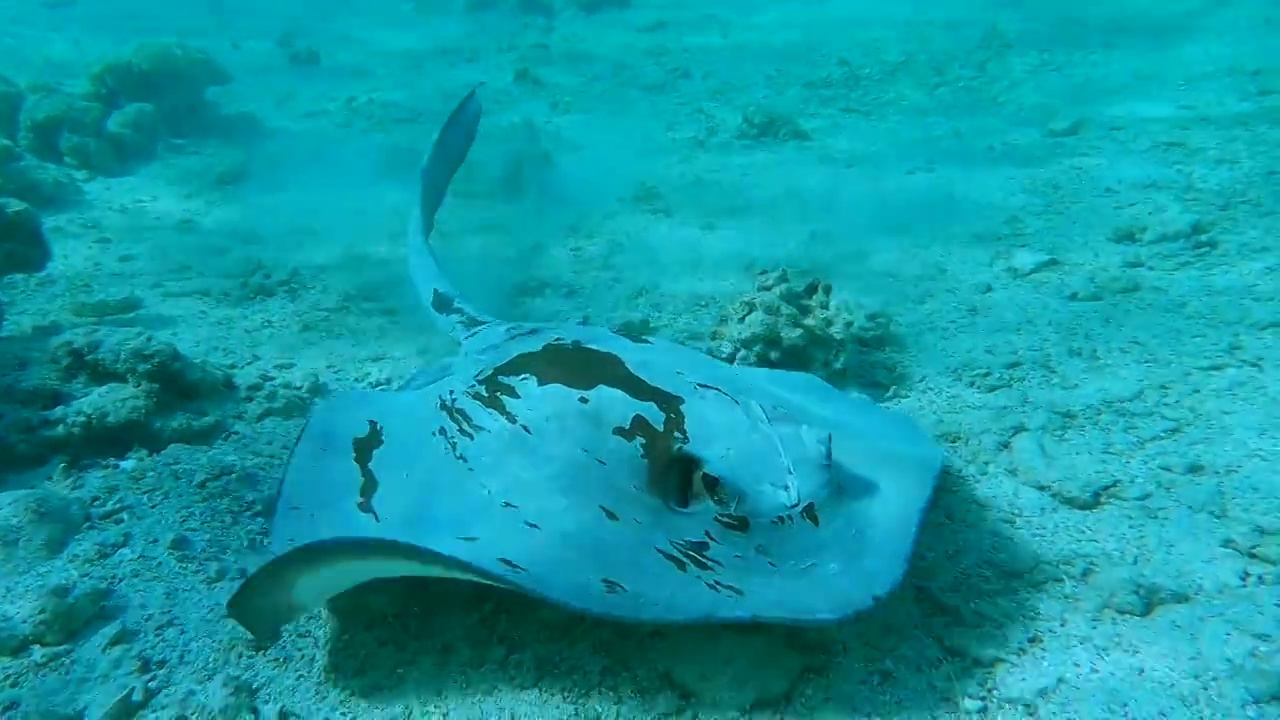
[1,1,1276,717]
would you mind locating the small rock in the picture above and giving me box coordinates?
[737,107,811,143]
[47,382,157,455]
[17,89,107,163]
[88,618,131,652]
[0,197,50,277]
[0,74,23,140]
[0,137,21,164]
[1242,646,1280,704]
[51,327,235,400]
[210,151,251,187]
[164,531,195,553]
[1092,569,1191,618]
[204,673,258,717]
[286,46,321,67]
[1044,117,1085,138]
[29,577,112,646]
[706,268,903,396]
[0,612,29,656]
[1006,431,1117,509]
[59,132,119,175]
[273,31,316,67]
[995,662,1063,705]
[0,488,88,564]
[1004,248,1059,278]
[571,0,632,13]
[1065,271,1141,302]
[67,293,146,319]
[0,157,84,208]
[87,680,153,720]
[655,628,813,713]
[1108,213,1210,246]
[86,40,231,129]
[104,103,161,168]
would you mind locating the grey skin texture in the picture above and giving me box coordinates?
[225,86,944,644]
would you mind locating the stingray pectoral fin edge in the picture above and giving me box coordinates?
[226,537,506,644]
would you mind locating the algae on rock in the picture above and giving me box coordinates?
[17,88,109,165]
[0,41,234,180]
[0,328,237,471]
[16,86,158,177]
[0,75,23,142]
[0,198,50,278]
[0,152,84,208]
[0,197,51,335]
[707,268,906,397]
[103,102,162,166]
[86,40,233,137]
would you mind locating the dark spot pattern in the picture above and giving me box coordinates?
[713,512,751,534]
[692,382,737,403]
[497,557,527,573]
[430,289,488,330]
[655,547,688,573]
[799,501,820,527]
[712,579,744,597]
[472,341,690,506]
[613,327,653,344]
[437,392,479,440]
[351,420,385,521]
[433,426,466,464]
[467,386,519,424]
[600,578,627,594]
[670,538,720,573]
[406,337,814,607]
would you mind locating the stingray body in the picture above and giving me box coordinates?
[227,86,944,643]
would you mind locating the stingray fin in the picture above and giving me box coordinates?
[408,83,498,342]
[226,538,501,644]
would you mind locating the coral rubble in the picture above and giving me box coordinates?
[707,268,905,396]
[0,41,235,185]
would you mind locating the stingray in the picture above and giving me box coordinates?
[226,85,945,643]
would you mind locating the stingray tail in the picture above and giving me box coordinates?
[408,84,497,341]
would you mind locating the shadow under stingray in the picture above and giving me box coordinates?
[324,465,1048,716]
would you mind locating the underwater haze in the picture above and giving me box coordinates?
[1,0,1277,717]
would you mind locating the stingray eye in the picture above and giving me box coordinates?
[658,450,738,511]
[699,470,721,496]
[659,449,702,510]
[697,470,736,509]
